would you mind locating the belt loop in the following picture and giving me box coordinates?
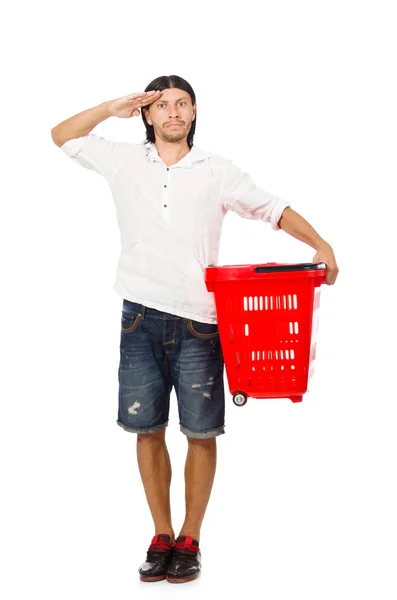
[140,304,146,319]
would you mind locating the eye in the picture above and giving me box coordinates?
[157,102,186,107]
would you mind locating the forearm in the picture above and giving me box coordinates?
[51,101,111,147]
[278,207,329,251]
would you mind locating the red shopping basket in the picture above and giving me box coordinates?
[204,262,327,406]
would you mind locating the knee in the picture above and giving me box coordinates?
[187,435,216,445]
[137,428,166,443]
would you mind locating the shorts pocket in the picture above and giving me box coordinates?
[188,319,219,339]
[121,310,141,333]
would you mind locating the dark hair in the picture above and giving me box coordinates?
[141,75,196,149]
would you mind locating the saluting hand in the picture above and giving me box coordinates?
[106,90,162,118]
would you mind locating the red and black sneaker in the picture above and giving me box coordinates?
[138,534,175,582]
[166,535,201,583]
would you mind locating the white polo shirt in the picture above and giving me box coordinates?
[60,134,290,323]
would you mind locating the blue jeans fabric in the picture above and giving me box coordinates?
[117,300,225,438]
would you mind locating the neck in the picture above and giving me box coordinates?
[154,137,191,167]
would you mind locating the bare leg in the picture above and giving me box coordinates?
[136,428,175,544]
[178,437,217,542]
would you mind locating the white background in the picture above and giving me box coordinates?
[2,0,396,598]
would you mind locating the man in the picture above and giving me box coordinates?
[51,74,339,585]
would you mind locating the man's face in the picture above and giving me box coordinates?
[143,87,196,143]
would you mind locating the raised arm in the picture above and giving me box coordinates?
[51,90,162,147]
[51,102,111,147]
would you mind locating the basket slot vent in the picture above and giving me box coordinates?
[243,294,298,312]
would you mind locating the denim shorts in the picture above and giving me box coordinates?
[117,299,226,438]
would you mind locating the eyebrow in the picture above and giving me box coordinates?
[157,97,189,103]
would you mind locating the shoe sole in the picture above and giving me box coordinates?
[166,573,199,584]
[140,574,167,582]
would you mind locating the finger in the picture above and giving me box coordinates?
[140,95,161,107]
[328,270,337,284]
[140,100,156,107]
[127,91,160,100]
[129,93,161,107]
[143,91,162,101]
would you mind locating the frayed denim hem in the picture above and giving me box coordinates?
[116,420,169,434]
[180,425,225,439]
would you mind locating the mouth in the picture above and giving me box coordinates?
[167,123,183,127]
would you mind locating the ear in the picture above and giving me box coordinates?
[143,107,152,125]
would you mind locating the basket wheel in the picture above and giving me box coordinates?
[233,392,247,406]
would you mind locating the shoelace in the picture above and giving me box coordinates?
[146,540,173,561]
[172,541,199,565]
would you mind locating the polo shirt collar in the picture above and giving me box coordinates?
[144,141,211,169]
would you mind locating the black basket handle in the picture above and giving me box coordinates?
[254,262,327,273]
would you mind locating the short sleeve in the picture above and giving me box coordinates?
[221,159,290,231]
[60,133,129,181]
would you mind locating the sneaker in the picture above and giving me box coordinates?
[138,534,175,582]
[166,535,201,583]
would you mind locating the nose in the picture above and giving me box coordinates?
[168,106,181,119]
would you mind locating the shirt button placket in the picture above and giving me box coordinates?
[162,166,170,220]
